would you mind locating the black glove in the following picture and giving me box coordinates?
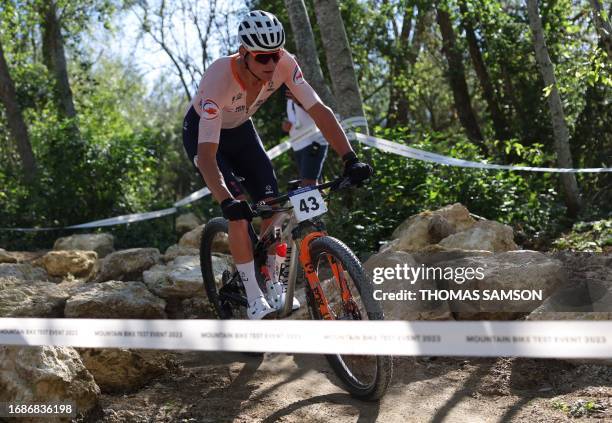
[342,152,373,185]
[221,199,254,221]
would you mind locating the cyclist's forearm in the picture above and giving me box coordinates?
[201,165,232,204]
[307,103,353,157]
[197,144,233,203]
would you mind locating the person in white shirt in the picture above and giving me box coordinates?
[282,87,329,186]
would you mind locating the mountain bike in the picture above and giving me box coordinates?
[199,177,392,400]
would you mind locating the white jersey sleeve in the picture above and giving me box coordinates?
[193,61,232,144]
[286,99,297,125]
[278,53,321,111]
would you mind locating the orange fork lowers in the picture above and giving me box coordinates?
[299,232,356,321]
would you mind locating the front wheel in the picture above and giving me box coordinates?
[307,236,393,401]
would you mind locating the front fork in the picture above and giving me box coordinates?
[298,232,355,320]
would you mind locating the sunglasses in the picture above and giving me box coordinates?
[251,51,281,64]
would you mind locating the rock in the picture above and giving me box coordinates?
[178,225,204,249]
[411,249,493,266]
[163,244,198,263]
[0,263,49,282]
[212,232,231,254]
[0,346,100,420]
[77,349,176,393]
[64,281,166,319]
[384,204,476,252]
[0,280,70,317]
[527,281,612,365]
[438,220,518,252]
[363,251,453,320]
[427,214,455,243]
[526,279,612,318]
[54,233,114,258]
[41,250,98,278]
[180,296,214,319]
[178,224,230,253]
[434,250,565,319]
[0,248,17,263]
[143,256,204,299]
[95,248,161,283]
[176,212,203,234]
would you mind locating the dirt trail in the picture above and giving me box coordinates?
[95,351,611,422]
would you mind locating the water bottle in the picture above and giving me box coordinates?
[274,243,288,284]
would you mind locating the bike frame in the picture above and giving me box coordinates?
[250,181,355,319]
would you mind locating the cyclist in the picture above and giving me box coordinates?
[183,10,372,319]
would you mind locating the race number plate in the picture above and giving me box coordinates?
[289,186,328,222]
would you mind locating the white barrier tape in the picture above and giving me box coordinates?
[353,133,612,173]
[4,116,608,232]
[65,207,178,229]
[0,318,610,358]
[172,188,211,208]
[0,208,179,232]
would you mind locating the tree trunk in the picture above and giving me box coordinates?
[387,3,415,127]
[435,3,485,147]
[0,39,37,181]
[459,0,510,140]
[312,0,367,131]
[285,0,337,109]
[41,0,77,120]
[527,0,581,216]
[590,0,612,60]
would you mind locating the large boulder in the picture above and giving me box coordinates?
[0,248,17,264]
[0,263,49,282]
[95,248,161,283]
[41,250,98,279]
[432,250,565,319]
[363,251,453,320]
[77,349,177,393]
[0,346,100,420]
[143,256,204,300]
[383,204,476,252]
[0,279,70,317]
[438,220,518,252]
[54,233,114,258]
[175,212,203,234]
[64,281,166,319]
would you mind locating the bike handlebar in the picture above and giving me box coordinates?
[251,176,353,218]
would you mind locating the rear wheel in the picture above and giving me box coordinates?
[200,217,248,319]
[307,236,393,401]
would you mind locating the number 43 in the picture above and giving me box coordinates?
[300,196,320,213]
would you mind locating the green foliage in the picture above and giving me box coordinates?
[323,124,566,254]
[552,219,612,252]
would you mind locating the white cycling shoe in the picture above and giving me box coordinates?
[247,296,276,320]
[265,281,300,312]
